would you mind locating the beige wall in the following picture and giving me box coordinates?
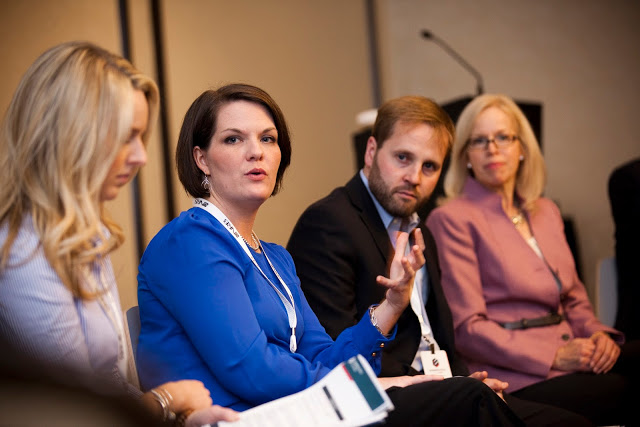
[376,0,640,299]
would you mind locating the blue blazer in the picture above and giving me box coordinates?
[137,207,391,411]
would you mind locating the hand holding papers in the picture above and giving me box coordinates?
[210,355,394,427]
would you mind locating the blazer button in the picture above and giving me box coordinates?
[380,343,385,348]
[371,352,377,357]
[561,334,570,341]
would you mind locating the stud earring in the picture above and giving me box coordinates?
[519,155,524,161]
[467,163,472,169]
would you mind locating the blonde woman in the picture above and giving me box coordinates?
[0,41,237,426]
[426,94,637,425]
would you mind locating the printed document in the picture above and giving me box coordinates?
[209,354,393,427]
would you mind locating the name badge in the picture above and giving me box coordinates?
[420,350,452,378]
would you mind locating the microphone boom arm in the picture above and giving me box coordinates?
[421,30,484,95]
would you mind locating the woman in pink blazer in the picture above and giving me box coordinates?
[426,94,637,426]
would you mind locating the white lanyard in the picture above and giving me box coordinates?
[409,277,438,352]
[194,198,297,353]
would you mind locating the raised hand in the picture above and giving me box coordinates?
[371,228,426,336]
[376,228,426,312]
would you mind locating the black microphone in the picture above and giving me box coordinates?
[421,29,484,95]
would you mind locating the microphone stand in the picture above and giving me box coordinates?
[421,30,484,96]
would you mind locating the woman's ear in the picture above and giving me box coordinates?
[193,146,210,175]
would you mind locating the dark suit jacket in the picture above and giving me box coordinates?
[608,157,640,340]
[287,173,468,377]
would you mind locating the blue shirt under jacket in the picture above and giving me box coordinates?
[137,207,393,411]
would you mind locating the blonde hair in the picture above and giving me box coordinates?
[0,41,159,298]
[443,94,546,211]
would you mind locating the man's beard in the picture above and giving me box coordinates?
[368,159,428,218]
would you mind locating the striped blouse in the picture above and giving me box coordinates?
[0,215,139,397]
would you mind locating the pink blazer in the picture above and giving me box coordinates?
[426,178,622,391]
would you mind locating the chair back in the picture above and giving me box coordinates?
[596,257,618,327]
[123,305,141,388]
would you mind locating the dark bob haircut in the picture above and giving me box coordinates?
[176,83,292,198]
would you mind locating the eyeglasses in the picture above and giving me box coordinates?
[467,134,519,151]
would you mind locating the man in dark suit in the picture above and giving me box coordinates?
[608,157,640,340]
[288,96,590,426]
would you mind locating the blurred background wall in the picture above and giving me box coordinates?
[1,0,638,311]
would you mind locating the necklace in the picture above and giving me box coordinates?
[511,211,525,227]
[242,231,260,251]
